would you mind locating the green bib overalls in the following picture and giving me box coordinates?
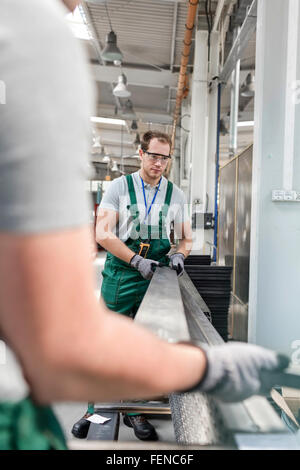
[0,397,66,450]
[101,174,173,318]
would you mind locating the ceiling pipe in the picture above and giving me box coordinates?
[171,0,199,151]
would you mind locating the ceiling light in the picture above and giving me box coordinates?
[99,146,105,158]
[219,119,228,136]
[111,161,119,172]
[113,73,131,98]
[102,155,111,163]
[241,73,255,98]
[134,133,141,146]
[237,121,254,127]
[131,120,138,131]
[66,7,90,41]
[92,136,101,148]
[122,100,136,120]
[91,117,126,126]
[101,31,123,63]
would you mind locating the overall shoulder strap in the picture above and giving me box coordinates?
[126,174,137,206]
[159,180,173,224]
[164,180,173,207]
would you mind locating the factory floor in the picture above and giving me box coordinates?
[53,251,176,447]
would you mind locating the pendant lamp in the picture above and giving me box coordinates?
[111,161,119,172]
[101,31,123,62]
[113,73,131,98]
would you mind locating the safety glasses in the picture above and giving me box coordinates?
[144,151,171,164]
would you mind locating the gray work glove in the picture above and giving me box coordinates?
[130,254,160,280]
[187,342,290,403]
[169,252,185,277]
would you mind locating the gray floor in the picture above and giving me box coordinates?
[54,401,175,445]
[53,251,176,446]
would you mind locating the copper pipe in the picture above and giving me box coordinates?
[171,0,199,151]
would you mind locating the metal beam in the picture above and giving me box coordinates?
[90,64,179,89]
[212,0,226,32]
[229,28,240,156]
[135,267,190,343]
[170,1,179,72]
[219,0,257,85]
[232,0,254,27]
[91,402,171,414]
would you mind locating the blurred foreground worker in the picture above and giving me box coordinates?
[72,130,192,440]
[0,0,290,450]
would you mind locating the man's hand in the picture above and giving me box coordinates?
[188,342,290,403]
[169,253,185,277]
[130,254,160,280]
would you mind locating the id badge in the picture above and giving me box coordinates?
[139,242,150,258]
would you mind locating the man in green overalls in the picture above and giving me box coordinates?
[72,130,193,441]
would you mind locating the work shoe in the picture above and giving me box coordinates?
[71,412,92,439]
[123,414,158,441]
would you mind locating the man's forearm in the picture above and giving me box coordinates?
[176,237,192,258]
[0,228,206,405]
[29,306,207,404]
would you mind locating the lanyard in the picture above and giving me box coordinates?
[140,176,161,222]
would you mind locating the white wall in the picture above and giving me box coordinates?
[248,0,300,358]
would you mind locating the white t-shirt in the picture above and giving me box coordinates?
[0,0,94,400]
[99,171,190,242]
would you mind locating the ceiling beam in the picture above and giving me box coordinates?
[90,64,179,89]
[212,0,227,32]
[96,104,174,124]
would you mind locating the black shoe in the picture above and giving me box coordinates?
[71,413,92,439]
[123,415,158,441]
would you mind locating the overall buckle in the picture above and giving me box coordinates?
[138,242,150,258]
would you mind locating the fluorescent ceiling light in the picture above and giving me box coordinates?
[237,121,254,127]
[91,117,126,126]
[66,7,90,41]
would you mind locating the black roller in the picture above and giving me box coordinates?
[185,265,232,342]
[184,255,211,266]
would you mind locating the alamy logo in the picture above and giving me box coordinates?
[0,80,6,104]
[291,340,300,365]
[292,80,300,105]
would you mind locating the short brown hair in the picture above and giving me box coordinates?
[141,131,172,154]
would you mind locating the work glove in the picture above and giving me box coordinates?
[169,253,185,277]
[185,342,290,403]
[130,254,161,280]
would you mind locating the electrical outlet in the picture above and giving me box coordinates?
[284,190,295,201]
[272,189,300,202]
[272,190,284,201]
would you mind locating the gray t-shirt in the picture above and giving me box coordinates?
[99,171,189,242]
[0,0,92,233]
[0,0,94,400]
